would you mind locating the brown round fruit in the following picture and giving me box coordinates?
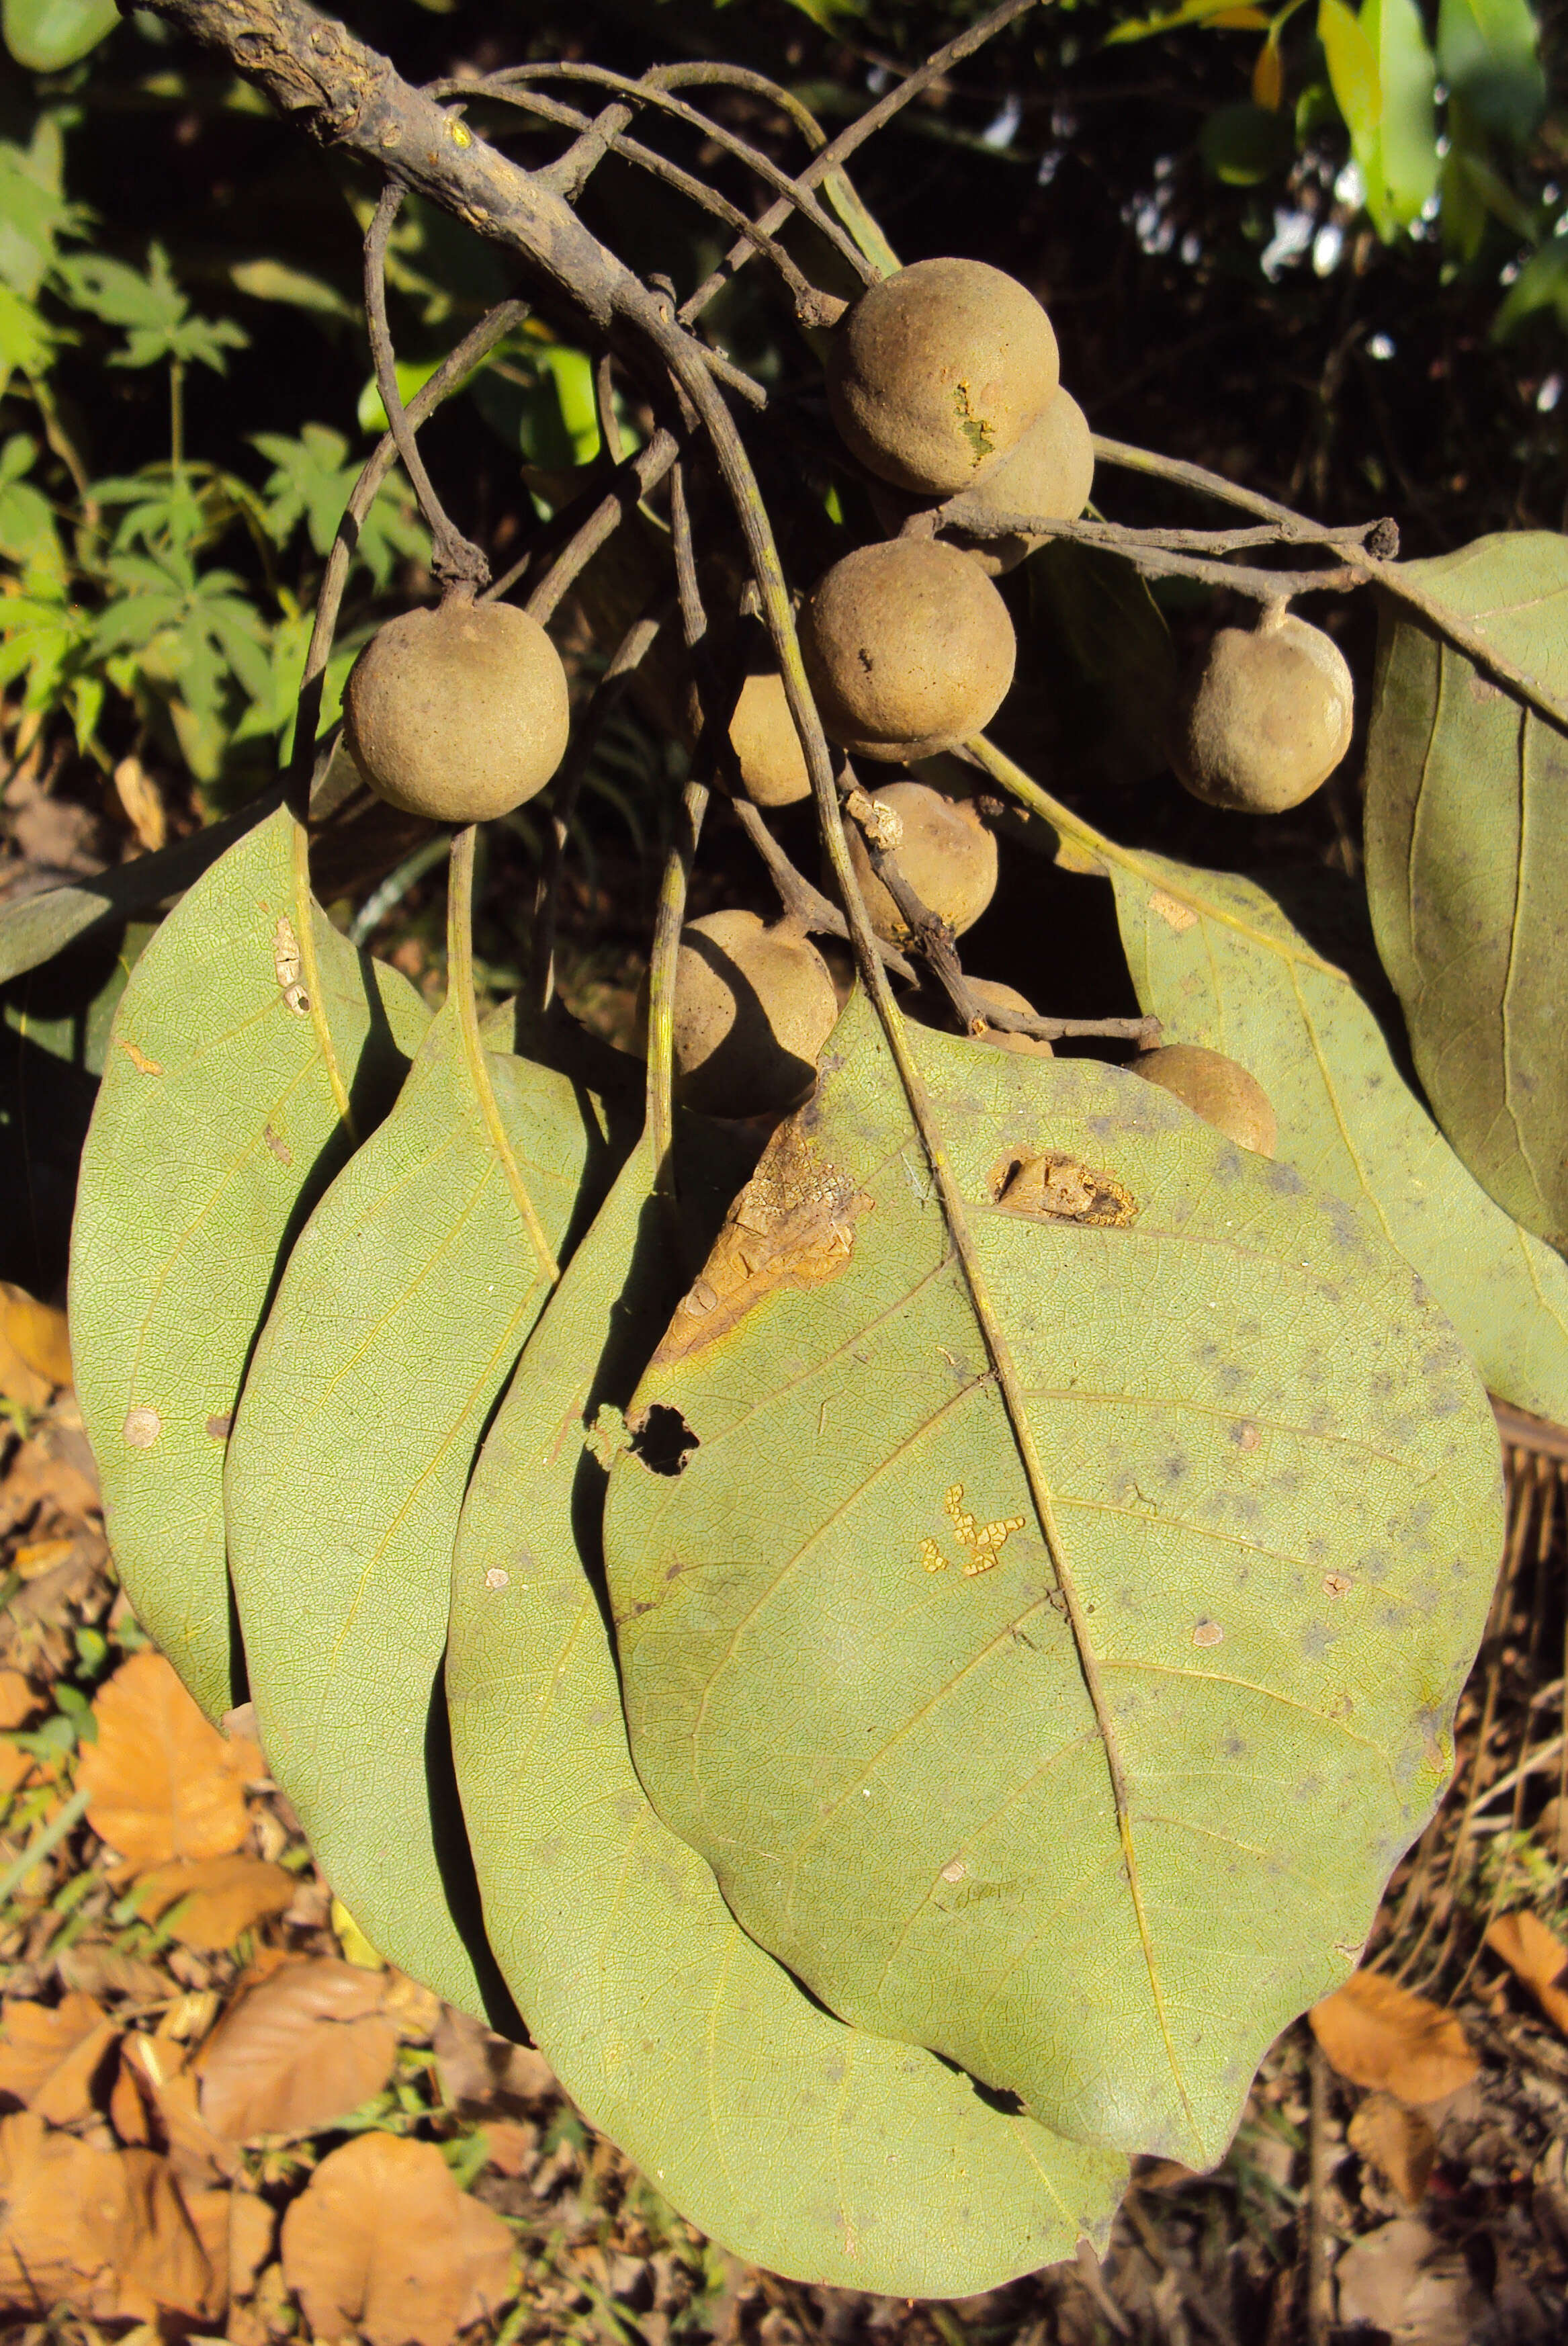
[1131,1044,1276,1156]
[969,977,1054,1058]
[827,258,1060,496]
[844,781,998,944]
[1170,607,1354,814]
[729,670,811,808]
[799,540,1015,762]
[344,594,570,823]
[947,392,1095,576]
[662,910,840,1118]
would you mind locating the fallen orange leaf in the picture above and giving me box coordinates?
[1309,1970,1477,2103]
[123,2037,243,2190]
[117,2147,222,2326]
[0,1283,71,1389]
[195,1959,400,2142]
[0,2110,133,2318]
[280,2131,515,2346]
[134,1855,295,1951]
[1486,1908,1568,2034]
[0,1994,112,2110]
[77,1651,262,1872]
[0,1672,40,1731]
[1347,2090,1437,2206]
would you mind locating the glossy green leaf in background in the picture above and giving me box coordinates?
[224,988,634,2018]
[3,0,118,72]
[1362,533,1568,1257]
[605,991,1502,2170]
[70,803,427,1721]
[447,1139,1129,2294]
[1437,0,1547,144]
[977,742,1568,1424]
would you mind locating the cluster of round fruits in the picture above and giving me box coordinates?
[341,258,1357,1154]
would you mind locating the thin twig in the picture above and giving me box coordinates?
[938,498,1392,559]
[476,62,876,292]
[445,81,837,331]
[679,0,1041,319]
[1096,432,1568,728]
[290,295,529,798]
[517,431,679,625]
[729,795,915,982]
[363,184,489,591]
[532,603,671,1009]
[646,779,709,1221]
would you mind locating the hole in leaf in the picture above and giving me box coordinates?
[631,1403,699,1477]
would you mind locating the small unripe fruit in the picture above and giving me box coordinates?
[800,540,1015,762]
[827,259,1060,496]
[344,595,570,824]
[662,910,839,1118]
[1171,607,1354,814]
[844,781,998,944]
[1132,1044,1276,1156]
[969,977,1054,1058]
[949,392,1095,576]
[729,670,811,808]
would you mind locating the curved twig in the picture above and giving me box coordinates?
[729,795,914,983]
[1096,433,1568,728]
[363,185,489,592]
[435,80,837,329]
[518,430,679,625]
[532,603,672,1010]
[646,779,709,1220]
[476,62,876,292]
[290,294,531,799]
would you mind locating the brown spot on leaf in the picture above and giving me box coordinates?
[989,1149,1137,1227]
[206,1414,232,1442]
[116,1040,163,1077]
[652,1117,869,1367]
[1147,889,1198,933]
[1192,1619,1224,1648]
[263,1125,292,1167]
[124,1407,161,1448]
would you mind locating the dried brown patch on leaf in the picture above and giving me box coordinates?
[651,1115,869,1370]
[134,1854,296,1950]
[280,2130,516,2346]
[78,1649,263,1873]
[1485,1907,1568,2034]
[1346,2090,1437,2207]
[989,1147,1139,1227]
[1309,1970,1479,2102]
[195,1957,402,2142]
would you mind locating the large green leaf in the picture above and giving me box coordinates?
[224,992,634,2018]
[605,990,1502,2169]
[70,804,428,1721]
[977,742,1568,1424]
[447,1139,1128,2292]
[0,791,281,992]
[1362,533,1568,1256]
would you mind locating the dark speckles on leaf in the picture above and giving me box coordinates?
[1267,1161,1307,1197]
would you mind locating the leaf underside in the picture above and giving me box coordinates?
[70,802,428,1722]
[604,992,1503,2170]
[224,990,629,2019]
[1363,534,1568,1256]
[447,1139,1129,2296]
[982,742,1568,1424]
